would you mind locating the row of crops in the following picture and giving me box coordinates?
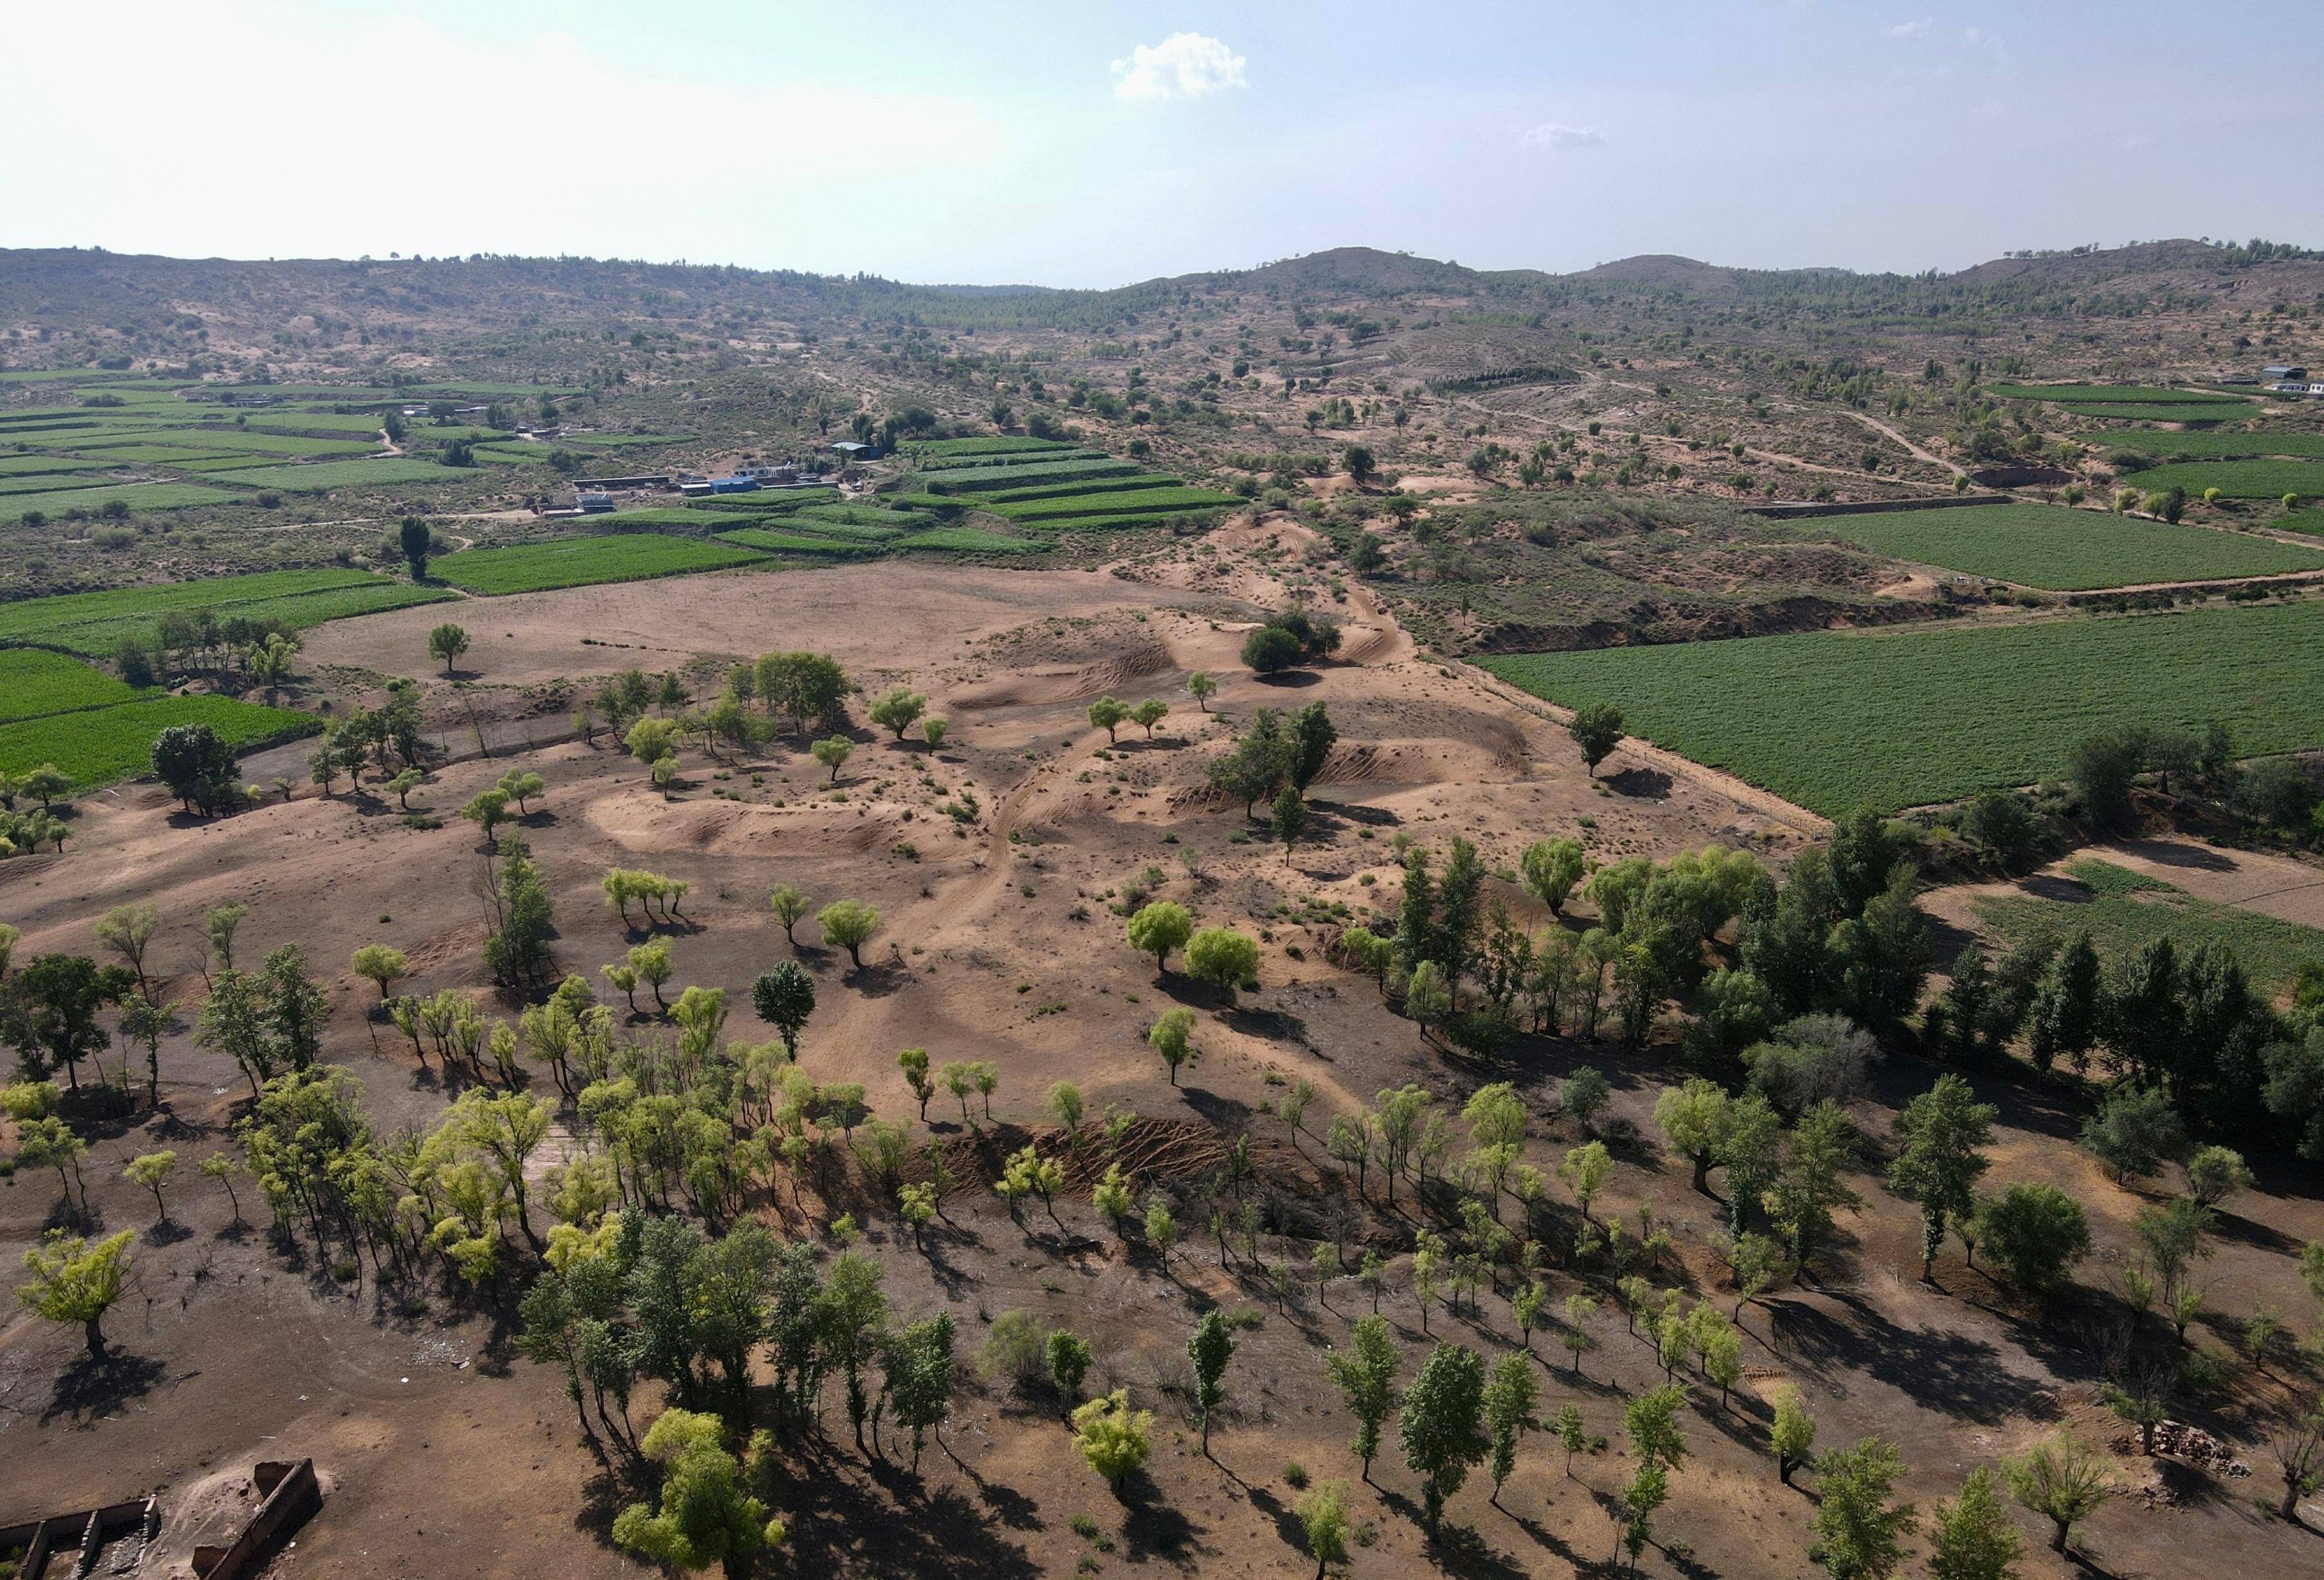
[0,645,316,786]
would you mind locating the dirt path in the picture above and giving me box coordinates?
[1847,410,1965,477]
[2082,836,2324,927]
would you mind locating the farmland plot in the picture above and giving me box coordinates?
[432,533,766,594]
[1811,502,2324,589]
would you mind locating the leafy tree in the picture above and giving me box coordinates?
[866,686,927,739]
[755,651,852,735]
[611,1407,784,1571]
[1521,837,1587,916]
[1555,1402,1587,1477]
[818,900,880,967]
[766,883,811,943]
[1126,901,1194,972]
[897,1046,934,1119]
[2067,732,2138,828]
[92,903,160,996]
[1295,1481,1353,1579]
[119,995,170,1106]
[427,622,471,675]
[751,961,815,1055]
[812,735,853,783]
[2026,932,2101,1072]
[1188,1308,1237,1455]
[1561,1292,1599,1375]
[462,788,512,846]
[1561,1065,1612,1134]
[2004,1433,2110,1553]
[884,1312,957,1471]
[1928,1467,2021,1580]
[922,716,948,748]
[1625,1382,1689,1473]
[1812,1437,1914,1580]
[1272,786,1309,863]
[1047,1327,1093,1410]
[1771,1385,1817,1484]
[1973,1183,2091,1298]
[1072,1389,1154,1492]
[124,1150,177,1224]
[400,515,432,579]
[7,952,132,1090]
[150,723,238,814]
[1131,699,1169,738]
[627,716,679,775]
[1655,1077,1730,1192]
[2080,1085,2185,1182]
[1398,1341,1488,1532]
[2184,1144,2253,1208]
[1569,701,1624,778]
[1289,702,1338,791]
[1187,669,1217,711]
[15,1117,87,1212]
[1482,1351,1538,1506]
[1242,624,1305,675]
[1887,1074,1996,1281]
[351,944,408,1000]
[1324,1313,1400,1481]
[1771,1100,1861,1277]
[1086,694,1131,742]
[1186,927,1259,1001]
[16,1228,134,1356]
[1559,1140,1612,1222]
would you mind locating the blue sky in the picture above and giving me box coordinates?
[6,1,2320,285]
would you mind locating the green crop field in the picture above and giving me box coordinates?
[0,693,319,788]
[244,412,393,436]
[2276,512,2324,538]
[781,517,906,541]
[2070,403,2264,423]
[202,458,469,490]
[1809,502,2324,589]
[991,486,1245,523]
[571,432,691,448]
[918,459,1139,494]
[899,526,1045,554]
[2106,431,2324,461]
[795,503,929,529]
[0,482,235,523]
[2113,459,2324,500]
[433,533,767,594]
[918,449,1108,472]
[0,569,454,655]
[1028,510,1217,533]
[74,428,374,458]
[1480,599,2324,815]
[0,650,144,724]
[0,472,115,497]
[712,528,884,556]
[0,456,106,477]
[911,437,1080,457]
[1990,384,2248,405]
[1974,860,2324,1001]
[980,473,1185,503]
[471,444,557,465]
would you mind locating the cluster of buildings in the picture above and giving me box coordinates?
[2262,364,2323,397]
[566,439,882,513]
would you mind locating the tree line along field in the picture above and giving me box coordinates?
[429,532,771,594]
[0,567,454,655]
[1480,597,2324,814]
[2113,458,2324,500]
[1808,501,2324,590]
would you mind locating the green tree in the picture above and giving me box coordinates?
[16,1228,134,1356]
[427,622,470,676]
[1187,926,1259,1001]
[1047,1328,1093,1412]
[818,900,880,967]
[1398,1341,1488,1532]
[351,943,408,1001]
[400,516,432,579]
[1482,1351,1539,1507]
[123,1150,177,1224]
[812,735,853,783]
[1072,1389,1154,1492]
[766,883,811,943]
[1295,1480,1353,1579]
[750,961,815,1055]
[1928,1467,2021,1580]
[1812,1436,1914,1580]
[1148,1006,1197,1084]
[1887,1074,1996,1282]
[1187,669,1217,711]
[2080,1085,2185,1183]
[866,686,927,739]
[1569,701,1624,778]
[2185,1144,2253,1209]
[1521,837,1587,916]
[1243,624,1304,674]
[1086,694,1131,741]
[1656,1077,1730,1193]
[1324,1313,1401,1481]
[1131,698,1170,738]
[1188,1309,1237,1456]
[1126,901,1194,973]
[1771,1384,1817,1485]
[1272,786,1309,864]
[1772,1100,1860,1277]
[611,1407,784,1571]
[2004,1433,2110,1554]
[1973,1183,2091,1299]
[92,902,160,996]
[885,1312,957,1471]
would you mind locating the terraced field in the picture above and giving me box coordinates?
[0,692,318,786]
[0,481,236,523]
[1811,502,2324,589]
[0,649,144,723]
[2116,459,2324,500]
[202,458,472,490]
[432,533,768,593]
[1481,599,2324,814]
[710,528,886,557]
[2108,431,2324,461]
[0,569,455,655]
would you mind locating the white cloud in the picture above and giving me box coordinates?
[1111,33,1247,101]
[1520,122,1607,149]
[1888,18,1931,37]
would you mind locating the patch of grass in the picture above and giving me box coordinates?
[434,533,769,593]
[203,457,471,491]
[1479,599,2324,815]
[1973,860,2324,1000]
[0,694,319,788]
[2108,459,2324,501]
[897,526,1046,554]
[1809,502,2324,590]
[0,569,455,656]
[0,650,145,723]
[0,482,237,523]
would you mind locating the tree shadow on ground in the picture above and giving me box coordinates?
[1766,1293,2020,1424]
[42,1346,169,1425]
[1603,765,1672,800]
[775,1448,1044,1580]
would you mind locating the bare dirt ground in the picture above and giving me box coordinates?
[7,539,2324,1579]
[1921,836,2324,939]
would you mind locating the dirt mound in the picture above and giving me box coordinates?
[1314,737,1518,788]
[948,636,1178,710]
[582,788,904,855]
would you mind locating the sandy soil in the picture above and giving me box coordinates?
[7,541,2324,1579]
